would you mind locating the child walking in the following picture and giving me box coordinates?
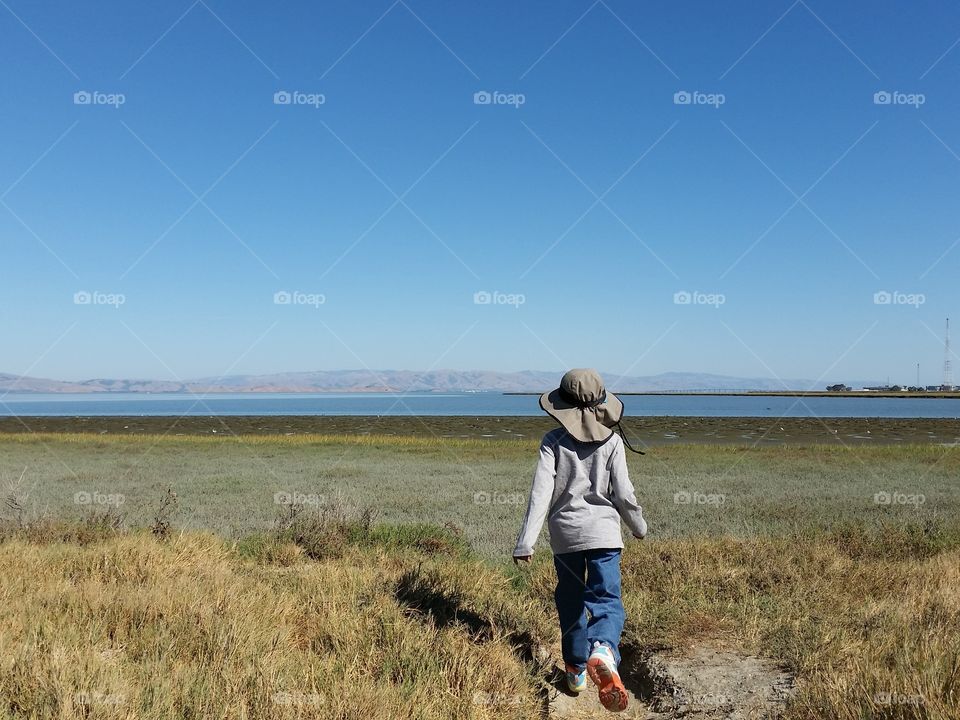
[513,369,647,713]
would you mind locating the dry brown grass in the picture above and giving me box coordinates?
[522,529,960,719]
[0,431,538,452]
[0,530,551,720]
[1,433,958,718]
[2,524,957,719]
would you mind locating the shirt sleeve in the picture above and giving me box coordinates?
[608,438,647,538]
[513,437,556,557]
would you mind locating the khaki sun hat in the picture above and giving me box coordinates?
[540,368,624,443]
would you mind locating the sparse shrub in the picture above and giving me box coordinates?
[151,487,178,541]
[364,522,468,556]
[1,467,30,537]
[270,495,473,560]
[274,496,401,560]
[825,519,954,561]
[0,514,123,546]
[82,506,125,531]
[64,507,127,544]
[274,496,351,560]
[235,534,304,566]
[3,491,26,528]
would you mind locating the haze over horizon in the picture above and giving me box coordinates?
[0,367,890,395]
[2,1,958,385]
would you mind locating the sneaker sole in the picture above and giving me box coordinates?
[586,657,628,712]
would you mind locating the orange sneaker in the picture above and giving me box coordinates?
[586,644,628,712]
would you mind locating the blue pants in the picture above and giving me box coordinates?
[553,548,625,669]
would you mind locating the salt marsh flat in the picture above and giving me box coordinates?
[2,425,956,558]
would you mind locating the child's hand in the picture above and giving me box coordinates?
[513,555,532,565]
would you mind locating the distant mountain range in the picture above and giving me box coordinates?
[0,370,882,394]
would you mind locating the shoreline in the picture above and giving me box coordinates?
[2,415,958,445]
[505,391,960,398]
[4,389,960,398]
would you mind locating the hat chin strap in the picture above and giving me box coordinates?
[614,420,645,455]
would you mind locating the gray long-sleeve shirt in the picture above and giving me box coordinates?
[513,429,647,557]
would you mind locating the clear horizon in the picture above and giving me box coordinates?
[2,2,958,386]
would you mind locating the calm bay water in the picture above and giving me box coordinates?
[0,392,958,418]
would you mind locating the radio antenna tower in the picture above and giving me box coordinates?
[945,318,955,391]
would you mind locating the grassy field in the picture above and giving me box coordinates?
[3,414,958,445]
[2,431,959,719]
[1,432,955,558]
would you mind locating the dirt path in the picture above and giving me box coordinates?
[550,644,794,720]
[394,564,794,719]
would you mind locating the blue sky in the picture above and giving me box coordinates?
[1,0,958,385]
